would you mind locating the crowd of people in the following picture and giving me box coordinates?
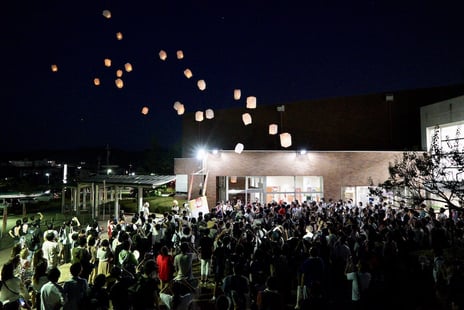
[1,198,464,310]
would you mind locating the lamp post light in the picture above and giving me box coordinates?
[45,173,50,185]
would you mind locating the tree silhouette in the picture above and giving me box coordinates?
[369,126,464,209]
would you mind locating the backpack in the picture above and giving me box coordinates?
[25,227,41,251]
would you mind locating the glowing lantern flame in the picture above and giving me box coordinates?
[93,78,100,86]
[159,50,167,61]
[173,101,183,111]
[176,50,184,59]
[269,124,278,135]
[230,176,237,183]
[184,69,193,79]
[234,89,241,100]
[104,58,112,67]
[115,78,124,89]
[124,63,133,72]
[280,132,292,148]
[197,80,206,91]
[102,10,111,19]
[246,96,257,109]
[205,109,214,119]
[234,143,244,154]
[116,32,123,40]
[177,104,185,115]
[195,111,204,122]
[242,113,252,125]
[51,64,58,72]
[116,69,123,77]
[141,107,149,115]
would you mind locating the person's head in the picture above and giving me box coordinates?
[70,262,82,277]
[180,242,189,254]
[78,236,87,247]
[46,231,55,242]
[93,274,106,288]
[160,245,169,256]
[34,261,48,277]
[47,267,61,283]
[101,239,109,247]
[19,248,29,260]
[144,259,157,277]
[1,261,15,281]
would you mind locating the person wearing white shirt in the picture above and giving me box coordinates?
[42,232,61,270]
[40,268,64,310]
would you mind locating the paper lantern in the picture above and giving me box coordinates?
[124,63,133,72]
[230,176,237,183]
[93,78,100,86]
[102,10,111,19]
[246,96,257,109]
[104,58,111,67]
[280,132,292,148]
[115,78,124,89]
[159,50,167,61]
[176,50,184,59]
[242,113,252,125]
[116,69,123,77]
[177,104,185,115]
[234,89,241,100]
[50,64,58,72]
[197,80,206,91]
[183,69,193,79]
[234,143,244,154]
[141,107,149,115]
[205,109,214,119]
[269,124,278,135]
[195,111,204,122]
[173,101,183,111]
[116,32,123,40]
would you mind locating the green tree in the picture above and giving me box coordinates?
[369,127,464,209]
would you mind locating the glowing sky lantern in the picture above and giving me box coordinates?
[93,78,100,86]
[184,69,193,79]
[173,101,183,111]
[234,143,244,154]
[280,132,292,148]
[116,32,123,40]
[124,63,133,72]
[159,50,167,61]
[176,50,184,59]
[50,64,58,72]
[246,96,257,109]
[269,124,278,135]
[115,78,124,89]
[230,176,237,183]
[102,10,111,19]
[197,80,206,91]
[141,107,149,115]
[116,69,123,77]
[104,58,112,67]
[234,89,241,100]
[242,113,252,125]
[177,104,185,115]
[205,109,214,119]
[195,111,204,122]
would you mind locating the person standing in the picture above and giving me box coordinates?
[40,267,64,310]
[0,261,30,308]
[198,228,214,285]
[42,232,60,271]
[62,262,89,310]
[156,246,174,290]
[173,242,193,282]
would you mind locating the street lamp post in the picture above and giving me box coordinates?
[45,173,50,185]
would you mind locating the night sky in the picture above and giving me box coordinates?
[2,1,464,153]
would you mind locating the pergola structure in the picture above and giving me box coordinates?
[62,175,176,221]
